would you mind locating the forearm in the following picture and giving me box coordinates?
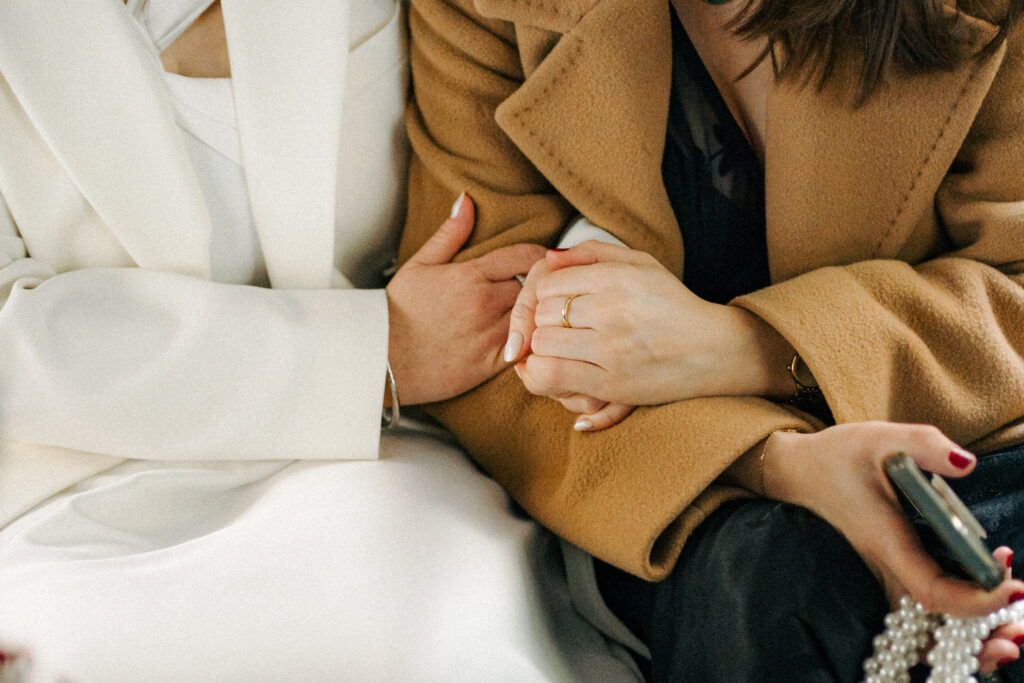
[0,269,388,461]
[424,368,812,579]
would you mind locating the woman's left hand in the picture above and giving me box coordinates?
[511,241,795,407]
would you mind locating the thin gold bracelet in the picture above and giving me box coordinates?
[759,428,799,496]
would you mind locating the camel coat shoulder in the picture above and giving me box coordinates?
[401,0,1024,580]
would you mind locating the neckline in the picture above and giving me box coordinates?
[670,8,761,169]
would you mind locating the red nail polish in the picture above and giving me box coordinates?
[1014,634,1024,646]
[1009,551,1016,569]
[0,651,6,665]
[548,248,568,252]
[949,451,972,469]
[1010,591,1024,604]
[999,656,1017,668]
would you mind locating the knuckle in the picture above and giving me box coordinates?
[530,360,562,389]
[914,584,940,613]
[530,328,548,354]
[909,423,944,446]
[509,303,535,328]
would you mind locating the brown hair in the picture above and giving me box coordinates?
[731,0,1023,102]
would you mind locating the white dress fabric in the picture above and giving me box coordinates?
[0,1,640,680]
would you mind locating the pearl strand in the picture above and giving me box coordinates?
[863,596,1024,683]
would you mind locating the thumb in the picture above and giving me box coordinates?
[410,193,476,265]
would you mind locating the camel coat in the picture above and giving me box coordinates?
[400,0,1024,580]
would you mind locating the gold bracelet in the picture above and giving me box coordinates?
[758,428,799,496]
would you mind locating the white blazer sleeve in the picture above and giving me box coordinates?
[0,191,388,463]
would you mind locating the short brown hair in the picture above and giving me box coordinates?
[732,0,1023,102]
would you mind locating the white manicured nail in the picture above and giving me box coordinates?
[450,192,466,218]
[503,332,523,363]
[574,419,593,432]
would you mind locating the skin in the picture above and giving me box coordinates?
[140,0,1024,672]
[503,0,1024,672]
[133,1,543,407]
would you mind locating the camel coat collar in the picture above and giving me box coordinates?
[0,0,350,289]
[490,0,1007,281]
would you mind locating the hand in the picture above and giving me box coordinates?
[504,249,634,431]
[386,194,545,405]
[507,241,795,408]
[760,422,1024,619]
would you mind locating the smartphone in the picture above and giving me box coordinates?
[883,452,1003,591]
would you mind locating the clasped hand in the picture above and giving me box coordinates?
[385,195,545,406]
[503,240,793,428]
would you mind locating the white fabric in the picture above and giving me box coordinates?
[162,72,269,284]
[0,432,638,682]
[0,1,640,680]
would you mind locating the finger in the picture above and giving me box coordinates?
[574,403,635,432]
[995,546,1015,580]
[481,280,529,316]
[474,243,547,282]
[535,294,595,329]
[534,262,630,300]
[545,240,652,270]
[513,360,575,399]
[531,326,604,366]
[557,395,607,415]
[504,259,553,363]
[409,193,475,266]
[523,354,605,399]
[877,513,1024,616]
[991,620,1024,646]
[877,423,977,478]
[979,633,1020,673]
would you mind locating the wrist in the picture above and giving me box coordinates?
[721,306,796,397]
[760,429,807,504]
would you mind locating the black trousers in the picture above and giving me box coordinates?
[596,443,1024,682]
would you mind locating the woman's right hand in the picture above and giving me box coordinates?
[762,422,1024,672]
[385,194,546,406]
[763,423,1024,617]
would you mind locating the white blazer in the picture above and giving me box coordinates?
[0,0,409,525]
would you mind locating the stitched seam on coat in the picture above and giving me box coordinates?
[508,37,631,223]
[505,0,577,18]
[875,60,984,252]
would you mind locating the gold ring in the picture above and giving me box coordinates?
[561,294,581,328]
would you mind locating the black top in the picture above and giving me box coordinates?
[661,8,769,305]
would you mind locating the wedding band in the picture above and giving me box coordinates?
[561,294,581,328]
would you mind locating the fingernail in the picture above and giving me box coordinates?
[503,332,523,363]
[1009,551,1015,569]
[1014,634,1024,646]
[548,248,568,252]
[999,656,1017,667]
[1010,591,1024,604]
[450,192,466,219]
[574,419,593,431]
[949,451,973,469]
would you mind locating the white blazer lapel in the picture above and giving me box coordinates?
[221,0,351,290]
[0,0,213,279]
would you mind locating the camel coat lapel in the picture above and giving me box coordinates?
[493,0,1005,283]
[763,13,1005,282]
[0,0,213,278]
[221,0,351,290]
[495,0,684,275]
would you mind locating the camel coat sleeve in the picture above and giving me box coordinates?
[402,0,812,581]
[733,26,1024,451]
